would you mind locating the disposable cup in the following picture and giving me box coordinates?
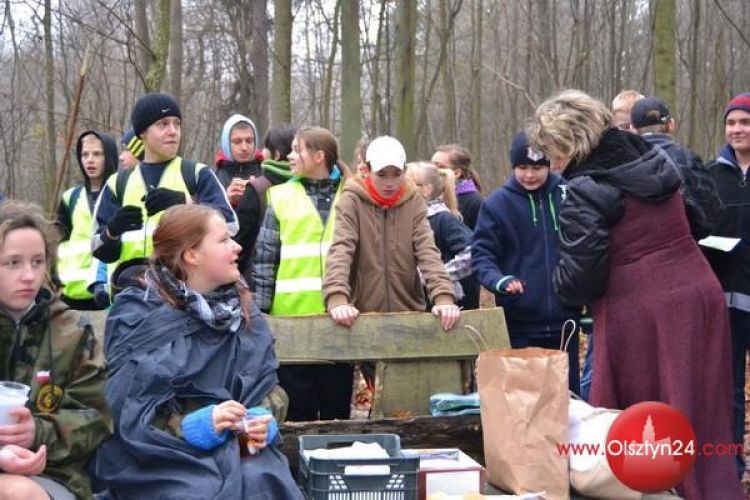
[0,381,30,425]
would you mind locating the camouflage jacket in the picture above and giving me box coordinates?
[0,288,111,499]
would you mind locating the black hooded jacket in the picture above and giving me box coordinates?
[554,128,681,305]
[56,131,119,240]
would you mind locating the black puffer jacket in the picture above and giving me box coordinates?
[555,128,681,306]
[705,144,750,298]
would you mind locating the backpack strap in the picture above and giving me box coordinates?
[66,185,84,216]
[180,159,198,196]
[115,168,133,202]
[248,176,273,213]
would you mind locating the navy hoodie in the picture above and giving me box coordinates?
[472,172,580,335]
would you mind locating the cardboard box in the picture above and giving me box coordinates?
[404,449,486,500]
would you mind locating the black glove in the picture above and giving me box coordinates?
[106,205,143,238]
[91,283,111,309]
[144,188,186,216]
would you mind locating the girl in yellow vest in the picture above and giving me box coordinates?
[252,126,351,422]
[323,135,460,328]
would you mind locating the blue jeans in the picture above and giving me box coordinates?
[579,322,594,401]
[730,307,750,478]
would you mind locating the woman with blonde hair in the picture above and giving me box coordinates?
[96,204,300,499]
[528,89,741,499]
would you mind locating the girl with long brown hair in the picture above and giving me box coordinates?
[96,204,300,499]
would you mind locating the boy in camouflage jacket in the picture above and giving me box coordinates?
[0,201,110,499]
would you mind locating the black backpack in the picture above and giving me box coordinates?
[657,144,722,240]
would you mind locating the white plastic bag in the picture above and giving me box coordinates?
[568,398,642,499]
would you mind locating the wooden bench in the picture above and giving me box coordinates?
[90,307,509,417]
[267,308,509,417]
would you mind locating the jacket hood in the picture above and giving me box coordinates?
[343,175,418,208]
[75,130,118,192]
[716,143,739,169]
[220,114,259,162]
[566,127,680,201]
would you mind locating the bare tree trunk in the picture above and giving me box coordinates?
[607,1,617,98]
[440,0,457,141]
[168,0,183,101]
[251,0,270,135]
[44,0,56,205]
[711,30,728,152]
[417,0,433,152]
[321,0,341,131]
[470,0,482,168]
[395,0,417,157]
[416,0,462,149]
[271,0,292,125]
[537,0,553,96]
[144,0,171,91]
[614,0,628,95]
[687,0,700,148]
[134,0,151,91]
[369,0,387,138]
[652,0,676,108]
[341,0,361,165]
[3,0,19,196]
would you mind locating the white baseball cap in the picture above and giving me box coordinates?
[366,136,407,172]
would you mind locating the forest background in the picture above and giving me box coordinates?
[1,0,749,207]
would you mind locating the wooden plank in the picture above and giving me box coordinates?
[268,308,508,362]
[371,360,464,417]
[86,307,508,362]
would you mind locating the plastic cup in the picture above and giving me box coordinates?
[0,381,30,425]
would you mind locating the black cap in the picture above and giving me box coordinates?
[631,96,671,129]
[131,93,182,137]
[509,131,549,168]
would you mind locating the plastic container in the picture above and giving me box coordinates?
[0,381,30,425]
[298,433,419,500]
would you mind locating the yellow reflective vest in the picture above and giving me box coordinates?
[57,187,102,300]
[268,179,341,316]
[105,157,205,274]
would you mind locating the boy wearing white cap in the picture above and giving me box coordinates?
[323,135,460,331]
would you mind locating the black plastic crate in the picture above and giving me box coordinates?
[298,434,419,500]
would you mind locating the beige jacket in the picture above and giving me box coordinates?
[323,176,454,312]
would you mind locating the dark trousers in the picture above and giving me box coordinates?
[278,363,354,421]
[509,329,580,396]
[458,275,480,310]
[729,307,750,478]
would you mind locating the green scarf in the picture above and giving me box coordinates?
[261,159,293,181]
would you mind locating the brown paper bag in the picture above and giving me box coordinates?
[477,347,569,500]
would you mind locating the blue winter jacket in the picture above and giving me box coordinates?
[472,173,580,336]
[94,285,301,499]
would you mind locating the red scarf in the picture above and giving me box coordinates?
[365,177,405,208]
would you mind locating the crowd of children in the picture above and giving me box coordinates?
[0,87,748,498]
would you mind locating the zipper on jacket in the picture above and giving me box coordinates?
[538,194,554,334]
[6,320,22,380]
[382,209,392,310]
